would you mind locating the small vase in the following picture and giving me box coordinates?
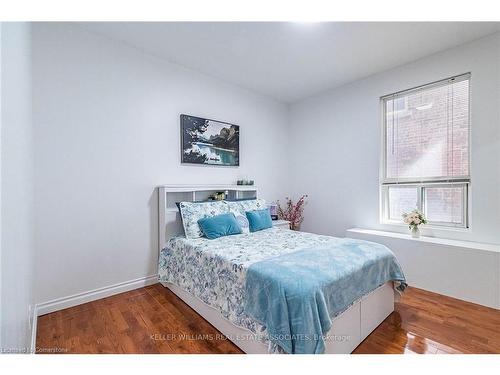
[411,226,420,238]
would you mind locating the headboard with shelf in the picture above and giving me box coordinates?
[158,185,258,253]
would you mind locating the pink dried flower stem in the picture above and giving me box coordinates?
[276,194,308,230]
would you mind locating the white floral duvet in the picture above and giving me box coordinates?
[158,228,346,338]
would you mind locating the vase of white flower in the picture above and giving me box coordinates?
[410,226,420,238]
[402,209,427,238]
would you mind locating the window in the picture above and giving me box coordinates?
[381,74,470,228]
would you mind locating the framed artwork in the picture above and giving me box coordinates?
[181,114,240,166]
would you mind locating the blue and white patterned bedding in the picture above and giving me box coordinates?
[158,228,404,351]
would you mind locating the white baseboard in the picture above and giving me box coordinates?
[30,305,38,354]
[35,275,158,317]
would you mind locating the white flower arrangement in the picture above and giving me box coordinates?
[402,209,427,230]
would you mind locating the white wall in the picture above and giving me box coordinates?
[29,24,500,311]
[347,229,500,308]
[32,23,290,304]
[0,22,34,352]
[289,32,500,245]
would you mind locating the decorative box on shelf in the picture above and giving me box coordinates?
[272,220,291,230]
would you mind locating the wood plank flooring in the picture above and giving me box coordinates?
[36,284,500,354]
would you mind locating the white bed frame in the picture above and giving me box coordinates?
[158,185,396,354]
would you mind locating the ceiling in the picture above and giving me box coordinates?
[77,22,500,103]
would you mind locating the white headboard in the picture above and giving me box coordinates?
[157,184,258,253]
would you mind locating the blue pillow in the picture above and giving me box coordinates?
[246,208,273,232]
[197,213,242,240]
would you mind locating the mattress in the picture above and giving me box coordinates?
[158,227,401,348]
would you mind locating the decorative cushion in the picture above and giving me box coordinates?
[231,211,250,234]
[246,208,273,232]
[197,213,242,240]
[226,199,266,234]
[178,201,229,239]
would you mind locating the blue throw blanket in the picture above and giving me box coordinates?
[244,238,406,354]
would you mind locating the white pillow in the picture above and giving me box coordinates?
[178,201,229,239]
[226,199,267,234]
[227,205,250,234]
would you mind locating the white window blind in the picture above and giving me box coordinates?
[381,74,470,228]
[383,74,470,183]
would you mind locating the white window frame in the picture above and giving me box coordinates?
[380,73,471,229]
[381,182,469,228]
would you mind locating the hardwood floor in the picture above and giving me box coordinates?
[36,284,500,354]
[353,287,500,354]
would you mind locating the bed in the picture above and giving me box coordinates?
[157,185,406,354]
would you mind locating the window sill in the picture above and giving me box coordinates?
[380,221,470,233]
[346,228,500,254]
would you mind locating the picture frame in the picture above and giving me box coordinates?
[180,114,240,166]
